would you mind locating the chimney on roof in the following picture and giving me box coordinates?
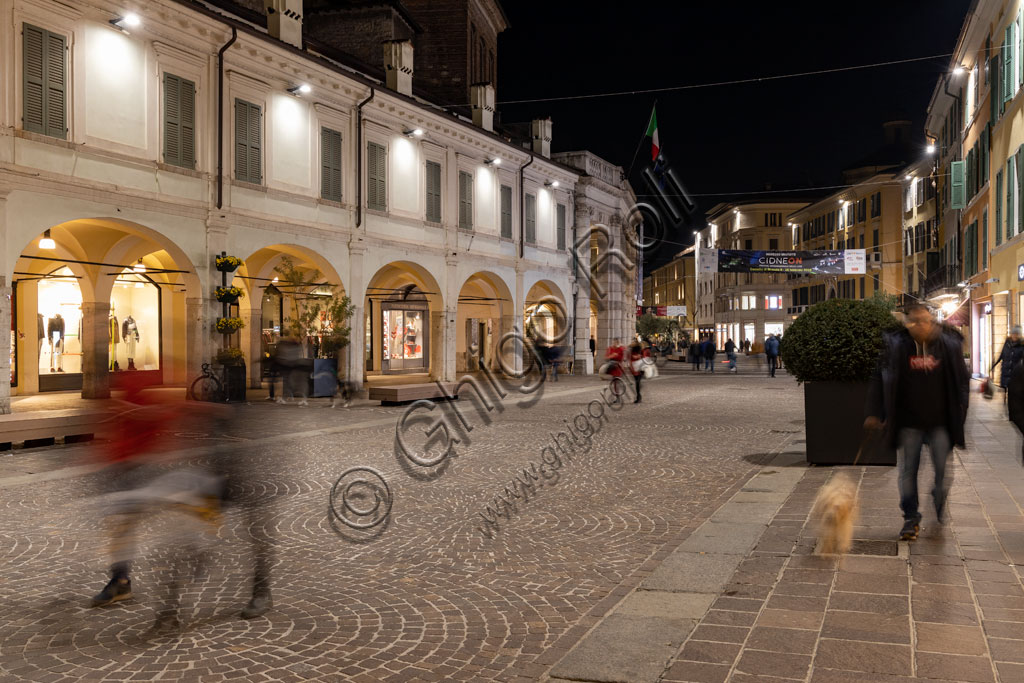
[531,118,552,158]
[384,39,414,96]
[471,83,495,132]
[265,0,303,48]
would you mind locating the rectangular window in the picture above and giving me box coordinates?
[859,277,865,299]
[525,193,536,244]
[1006,24,1015,106]
[556,203,566,251]
[1018,145,1024,236]
[163,73,195,168]
[425,160,441,223]
[744,239,753,250]
[951,160,966,209]
[320,127,342,202]
[1009,155,1016,240]
[458,171,473,230]
[22,23,66,139]
[769,238,778,250]
[234,99,262,184]
[499,185,512,238]
[993,54,1002,122]
[872,229,879,253]
[366,141,387,211]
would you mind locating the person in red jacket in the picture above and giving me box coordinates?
[605,338,625,378]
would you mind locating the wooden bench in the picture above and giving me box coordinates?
[0,409,107,449]
[368,382,460,406]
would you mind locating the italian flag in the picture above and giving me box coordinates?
[645,106,660,161]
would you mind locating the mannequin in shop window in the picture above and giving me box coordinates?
[109,307,120,371]
[122,316,139,371]
[37,313,44,362]
[47,313,65,372]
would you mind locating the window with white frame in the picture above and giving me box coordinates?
[765,295,782,310]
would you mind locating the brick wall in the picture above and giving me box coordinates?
[305,7,414,70]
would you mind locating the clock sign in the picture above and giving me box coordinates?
[1019,263,1024,281]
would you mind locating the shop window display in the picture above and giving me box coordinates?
[37,267,83,375]
[109,271,160,371]
[381,295,428,373]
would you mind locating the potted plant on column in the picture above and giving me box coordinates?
[779,294,903,465]
[274,257,353,398]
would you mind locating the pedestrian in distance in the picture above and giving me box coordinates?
[628,340,651,403]
[1008,361,1024,462]
[703,337,716,373]
[764,334,780,378]
[589,336,596,358]
[992,325,1024,404]
[864,303,969,541]
[725,338,737,373]
[604,338,625,379]
[689,339,701,371]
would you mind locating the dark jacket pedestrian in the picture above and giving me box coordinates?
[689,341,700,370]
[865,305,969,540]
[993,327,1024,388]
[628,342,651,403]
[702,338,716,372]
[764,335,780,377]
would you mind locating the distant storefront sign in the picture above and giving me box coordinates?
[699,249,866,275]
[637,305,687,317]
[1018,263,1024,281]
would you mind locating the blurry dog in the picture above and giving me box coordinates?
[811,472,859,555]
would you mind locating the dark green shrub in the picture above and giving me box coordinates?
[779,296,902,384]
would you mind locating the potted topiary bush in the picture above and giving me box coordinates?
[779,295,903,465]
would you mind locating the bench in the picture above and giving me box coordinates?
[368,382,460,406]
[0,409,106,449]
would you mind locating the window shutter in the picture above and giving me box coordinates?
[983,209,989,270]
[367,142,386,211]
[180,77,195,168]
[234,99,249,181]
[1019,9,1023,88]
[997,170,1004,246]
[1006,26,1015,105]
[1007,156,1015,238]
[248,102,261,183]
[164,74,195,168]
[950,160,966,209]
[525,193,536,244]
[992,55,1001,122]
[556,203,566,251]
[44,29,66,139]
[425,161,441,222]
[458,171,473,230]
[1018,145,1024,236]
[164,74,181,167]
[321,127,342,202]
[500,185,512,238]
[22,24,45,134]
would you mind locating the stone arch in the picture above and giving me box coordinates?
[524,278,570,346]
[456,271,515,373]
[364,261,444,379]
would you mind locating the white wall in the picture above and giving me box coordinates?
[474,165,496,232]
[390,136,419,214]
[83,24,147,150]
[270,93,311,189]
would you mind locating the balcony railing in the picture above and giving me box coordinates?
[922,264,960,298]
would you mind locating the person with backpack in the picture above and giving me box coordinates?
[764,334,780,378]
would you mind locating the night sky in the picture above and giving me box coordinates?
[497,0,972,265]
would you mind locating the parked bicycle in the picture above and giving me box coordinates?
[188,363,224,402]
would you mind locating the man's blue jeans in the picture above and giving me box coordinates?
[898,426,952,523]
[704,357,713,372]
[727,352,736,370]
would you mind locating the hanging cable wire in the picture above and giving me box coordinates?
[487,53,956,106]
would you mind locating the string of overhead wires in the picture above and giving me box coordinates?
[485,53,956,106]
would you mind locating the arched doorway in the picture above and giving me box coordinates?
[364,262,442,379]
[12,219,197,397]
[235,245,346,389]
[524,280,569,345]
[456,272,514,373]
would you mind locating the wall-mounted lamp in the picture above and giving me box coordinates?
[133,259,146,274]
[403,128,424,138]
[544,180,559,188]
[905,174,913,181]
[953,66,965,76]
[485,157,501,166]
[838,199,847,206]
[692,230,699,236]
[39,229,56,250]
[272,276,279,284]
[287,84,312,95]
[109,13,140,30]
[926,144,936,154]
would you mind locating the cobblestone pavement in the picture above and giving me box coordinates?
[0,365,803,682]
[651,391,1024,683]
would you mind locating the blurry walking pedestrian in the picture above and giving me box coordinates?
[689,339,700,371]
[276,336,308,405]
[702,337,716,372]
[1009,362,1024,462]
[993,326,1024,403]
[629,341,651,403]
[764,334,780,377]
[864,303,969,541]
[725,338,737,373]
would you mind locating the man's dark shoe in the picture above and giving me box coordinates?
[241,593,272,619]
[91,577,132,607]
[899,520,920,541]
